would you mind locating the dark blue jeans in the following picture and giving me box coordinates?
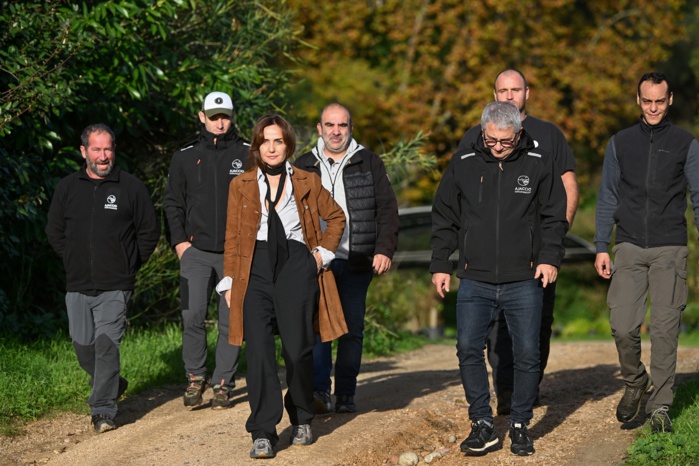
[456,278,543,424]
[313,259,373,396]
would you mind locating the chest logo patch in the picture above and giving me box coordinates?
[105,194,118,210]
[514,175,532,194]
[230,158,245,175]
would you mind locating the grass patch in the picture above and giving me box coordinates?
[0,334,88,435]
[626,374,699,465]
[0,316,427,436]
[0,323,198,436]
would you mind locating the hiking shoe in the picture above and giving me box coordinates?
[496,391,512,416]
[290,424,314,446]
[91,414,116,433]
[460,419,499,452]
[250,438,275,459]
[509,422,535,456]
[616,377,651,422]
[649,406,673,433]
[117,376,129,400]
[335,395,357,413]
[313,390,332,414]
[183,373,208,408]
[211,382,234,410]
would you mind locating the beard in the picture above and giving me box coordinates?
[87,159,114,177]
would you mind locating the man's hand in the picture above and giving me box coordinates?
[432,272,451,298]
[595,252,612,279]
[534,264,558,288]
[175,241,192,260]
[373,254,392,275]
[225,290,231,308]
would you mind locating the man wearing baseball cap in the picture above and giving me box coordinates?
[164,91,250,410]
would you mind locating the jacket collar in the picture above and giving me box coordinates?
[311,137,364,165]
[474,129,535,163]
[78,165,121,182]
[237,163,312,203]
[639,114,671,136]
[199,126,242,149]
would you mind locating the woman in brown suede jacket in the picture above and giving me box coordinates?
[219,114,346,459]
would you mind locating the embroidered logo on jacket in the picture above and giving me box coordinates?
[514,175,532,194]
[230,159,244,176]
[105,194,118,210]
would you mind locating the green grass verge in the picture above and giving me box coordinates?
[626,373,699,465]
[0,321,429,436]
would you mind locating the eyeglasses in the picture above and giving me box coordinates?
[482,133,518,149]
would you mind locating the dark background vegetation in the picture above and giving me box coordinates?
[4,0,699,342]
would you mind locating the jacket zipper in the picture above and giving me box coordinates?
[214,137,219,247]
[90,184,97,288]
[644,128,653,248]
[495,163,502,280]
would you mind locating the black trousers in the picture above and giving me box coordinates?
[487,280,556,396]
[243,240,319,445]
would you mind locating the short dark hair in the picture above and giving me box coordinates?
[494,69,528,91]
[81,123,116,148]
[637,72,671,97]
[249,114,296,171]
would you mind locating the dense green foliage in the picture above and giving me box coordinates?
[0,0,301,335]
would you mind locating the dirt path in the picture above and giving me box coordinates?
[4,341,699,466]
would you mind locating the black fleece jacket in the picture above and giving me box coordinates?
[46,166,159,292]
[430,132,568,284]
[163,126,250,253]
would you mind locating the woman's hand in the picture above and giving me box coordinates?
[225,290,231,308]
[313,250,323,273]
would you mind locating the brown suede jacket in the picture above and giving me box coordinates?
[223,165,348,346]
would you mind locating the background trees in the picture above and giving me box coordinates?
[287,0,689,200]
[2,0,699,337]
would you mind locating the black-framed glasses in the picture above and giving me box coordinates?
[482,132,518,149]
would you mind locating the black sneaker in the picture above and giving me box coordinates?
[616,377,651,422]
[250,438,275,459]
[211,381,234,410]
[117,376,129,400]
[290,424,314,446]
[335,395,357,413]
[313,390,332,414]
[509,422,534,456]
[649,406,673,433]
[91,414,116,434]
[183,373,208,408]
[460,419,499,452]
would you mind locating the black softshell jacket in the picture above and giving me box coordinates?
[430,132,568,284]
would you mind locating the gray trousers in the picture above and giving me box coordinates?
[180,246,239,388]
[66,290,131,418]
[608,242,687,413]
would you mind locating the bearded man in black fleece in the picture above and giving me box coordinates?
[163,92,250,410]
[431,102,567,457]
[46,124,159,433]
